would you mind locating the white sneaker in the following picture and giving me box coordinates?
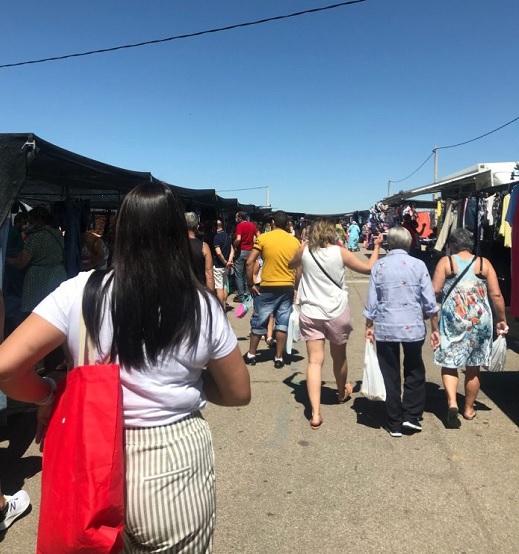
[0,490,31,531]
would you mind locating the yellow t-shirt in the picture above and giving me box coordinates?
[254,229,300,287]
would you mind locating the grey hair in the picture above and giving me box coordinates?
[184,212,199,232]
[449,228,474,254]
[387,226,412,252]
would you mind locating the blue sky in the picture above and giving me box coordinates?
[1,0,518,214]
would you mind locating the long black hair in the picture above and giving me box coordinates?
[82,182,211,368]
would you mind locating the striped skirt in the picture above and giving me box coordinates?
[123,412,215,553]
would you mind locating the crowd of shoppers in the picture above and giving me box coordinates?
[0,195,510,548]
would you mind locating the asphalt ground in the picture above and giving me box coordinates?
[2,250,519,553]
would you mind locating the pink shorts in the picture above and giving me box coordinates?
[299,306,353,344]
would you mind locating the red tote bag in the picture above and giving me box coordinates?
[37,315,125,553]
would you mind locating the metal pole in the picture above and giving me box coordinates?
[266,185,270,208]
[433,147,438,183]
[387,180,391,197]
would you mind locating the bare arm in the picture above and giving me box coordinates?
[340,234,382,274]
[204,345,251,406]
[7,248,32,270]
[202,242,215,292]
[288,244,305,269]
[429,313,440,349]
[0,313,66,403]
[483,258,507,330]
[233,233,242,250]
[431,257,448,295]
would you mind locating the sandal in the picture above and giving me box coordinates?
[446,407,461,429]
[310,416,323,430]
[338,383,353,404]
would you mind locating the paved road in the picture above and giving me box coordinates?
[2,252,519,553]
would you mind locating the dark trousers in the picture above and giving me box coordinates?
[376,340,426,431]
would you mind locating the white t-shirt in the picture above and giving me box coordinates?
[298,245,349,320]
[33,271,237,428]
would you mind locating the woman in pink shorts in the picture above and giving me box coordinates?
[288,220,382,429]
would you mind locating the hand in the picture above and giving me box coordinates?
[430,331,440,349]
[496,321,509,335]
[248,284,260,296]
[365,327,375,343]
[373,233,384,247]
[35,403,54,453]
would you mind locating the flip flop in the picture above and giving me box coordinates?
[446,407,461,429]
[462,411,477,420]
[338,383,353,404]
[309,416,323,430]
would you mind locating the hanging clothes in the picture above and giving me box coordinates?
[506,185,519,317]
[499,193,512,248]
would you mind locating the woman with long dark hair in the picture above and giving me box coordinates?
[0,182,251,552]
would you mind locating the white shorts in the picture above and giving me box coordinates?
[213,266,229,290]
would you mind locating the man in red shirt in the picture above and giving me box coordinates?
[233,212,260,302]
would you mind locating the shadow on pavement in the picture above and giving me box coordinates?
[479,371,519,427]
[350,394,386,430]
[0,411,41,504]
[283,372,341,420]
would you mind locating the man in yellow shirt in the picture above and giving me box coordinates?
[245,211,301,368]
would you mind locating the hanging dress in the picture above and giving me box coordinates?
[434,255,492,368]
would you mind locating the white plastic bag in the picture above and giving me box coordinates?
[487,334,507,372]
[286,304,301,354]
[360,340,386,401]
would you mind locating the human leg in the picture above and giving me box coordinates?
[463,366,481,419]
[233,250,249,299]
[401,341,426,424]
[123,413,215,553]
[248,293,276,363]
[306,339,326,428]
[272,291,294,366]
[266,314,275,346]
[329,342,351,402]
[376,341,403,433]
[325,306,353,401]
[441,367,461,428]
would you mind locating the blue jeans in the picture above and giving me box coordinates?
[250,290,293,335]
[233,250,251,298]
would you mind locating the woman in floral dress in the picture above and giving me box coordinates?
[432,228,508,428]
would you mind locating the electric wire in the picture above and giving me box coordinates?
[436,114,519,150]
[0,0,367,69]
[389,114,519,187]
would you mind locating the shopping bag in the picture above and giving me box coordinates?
[286,304,301,354]
[487,334,507,372]
[360,340,386,401]
[37,364,124,553]
[235,294,253,318]
[37,304,125,554]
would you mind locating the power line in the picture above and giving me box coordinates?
[216,186,267,193]
[389,153,434,185]
[389,114,519,186]
[0,1,367,69]
[437,114,519,150]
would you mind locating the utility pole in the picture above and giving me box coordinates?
[433,146,438,183]
[387,180,391,197]
[266,185,270,208]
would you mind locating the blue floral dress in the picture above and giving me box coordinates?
[434,255,492,368]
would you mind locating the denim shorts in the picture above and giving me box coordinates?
[250,290,293,335]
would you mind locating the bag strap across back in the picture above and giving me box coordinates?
[442,255,476,305]
[308,248,343,290]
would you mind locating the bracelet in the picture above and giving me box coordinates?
[36,376,57,406]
